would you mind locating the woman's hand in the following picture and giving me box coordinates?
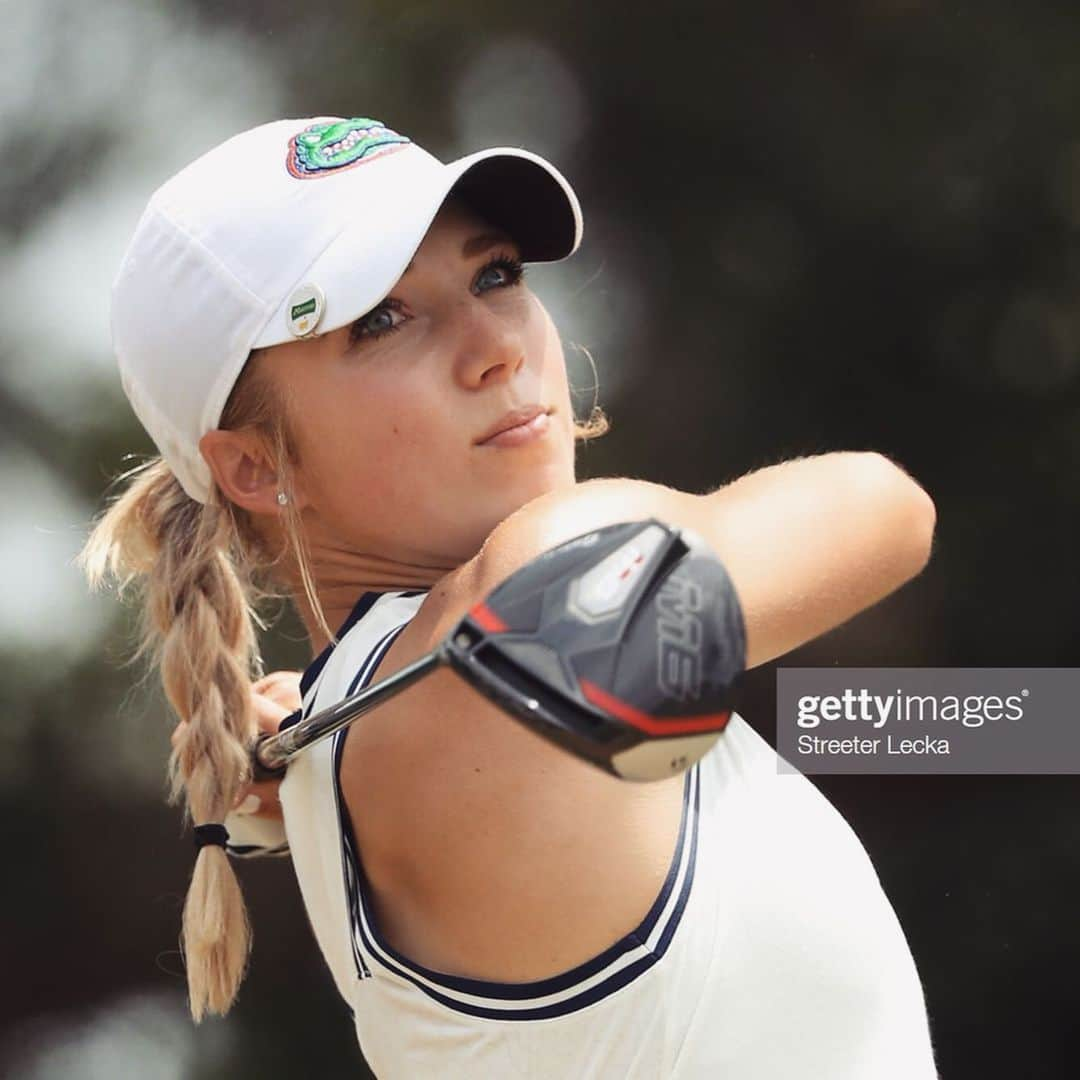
[170,669,302,822]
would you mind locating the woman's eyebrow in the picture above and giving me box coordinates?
[462,230,515,258]
[399,230,517,277]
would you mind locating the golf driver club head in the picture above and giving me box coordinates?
[441,517,746,780]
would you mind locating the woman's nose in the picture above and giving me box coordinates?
[452,301,526,387]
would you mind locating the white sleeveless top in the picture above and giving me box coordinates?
[231,589,940,1079]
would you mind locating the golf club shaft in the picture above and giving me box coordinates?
[254,646,445,774]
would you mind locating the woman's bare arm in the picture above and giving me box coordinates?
[691,450,935,666]
[468,451,936,670]
[337,451,936,981]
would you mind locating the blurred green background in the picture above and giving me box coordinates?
[3,0,1078,1076]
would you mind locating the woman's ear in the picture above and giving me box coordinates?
[199,429,303,515]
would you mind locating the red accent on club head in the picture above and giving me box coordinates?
[578,678,731,736]
[470,601,509,633]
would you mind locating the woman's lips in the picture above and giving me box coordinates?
[477,410,552,447]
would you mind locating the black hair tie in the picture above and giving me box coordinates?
[193,823,230,851]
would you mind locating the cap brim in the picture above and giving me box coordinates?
[252,146,582,350]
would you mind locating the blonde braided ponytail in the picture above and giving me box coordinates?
[77,355,320,1021]
[81,459,264,1019]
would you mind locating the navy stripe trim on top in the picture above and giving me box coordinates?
[298,591,382,699]
[297,589,430,703]
[298,591,432,699]
[332,662,701,1020]
[331,620,412,980]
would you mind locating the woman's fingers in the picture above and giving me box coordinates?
[169,688,289,745]
[169,671,300,822]
[252,688,293,735]
[238,687,289,818]
[251,670,303,712]
[240,672,299,819]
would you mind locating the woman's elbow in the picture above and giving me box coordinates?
[854,451,938,579]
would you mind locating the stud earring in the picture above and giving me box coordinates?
[276,491,289,506]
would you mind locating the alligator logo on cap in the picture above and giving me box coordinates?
[286,117,410,179]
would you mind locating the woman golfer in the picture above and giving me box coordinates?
[81,115,940,1077]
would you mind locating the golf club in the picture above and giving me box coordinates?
[252,517,746,782]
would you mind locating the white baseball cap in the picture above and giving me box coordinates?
[111,115,584,504]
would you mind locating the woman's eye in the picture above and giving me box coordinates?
[476,254,526,292]
[347,254,524,347]
[348,302,406,345]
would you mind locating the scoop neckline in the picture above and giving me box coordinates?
[298,589,429,699]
